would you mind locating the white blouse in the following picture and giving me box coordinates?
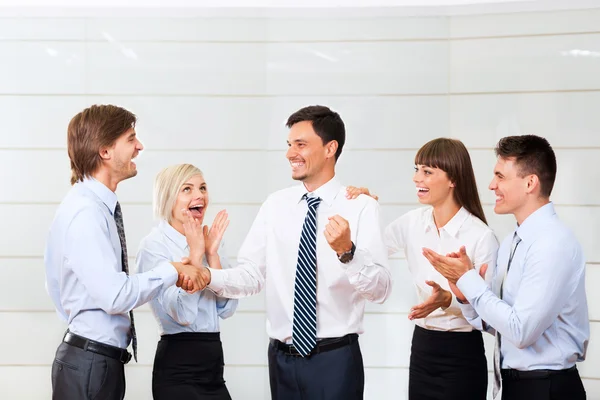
[385,206,499,332]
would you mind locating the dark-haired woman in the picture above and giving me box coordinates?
[348,138,498,399]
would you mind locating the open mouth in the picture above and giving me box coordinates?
[188,204,204,219]
[416,187,429,197]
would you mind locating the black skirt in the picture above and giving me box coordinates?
[152,332,232,400]
[409,325,488,400]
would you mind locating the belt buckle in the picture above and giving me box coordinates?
[287,345,301,357]
[120,351,132,364]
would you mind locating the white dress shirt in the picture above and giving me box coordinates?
[208,177,392,343]
[385,206,499,332]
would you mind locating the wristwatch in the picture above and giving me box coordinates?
[338,242,356,264]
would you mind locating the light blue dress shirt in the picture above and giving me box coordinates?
[458,202,589,370]
[136,220,238,335]
[44,178,178,349]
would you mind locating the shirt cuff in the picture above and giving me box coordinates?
[207,267,226,294]
[153,263,179,288]
[441,292,459,311]
[458,302,479,320]
[456,269,487,303]
[338,248,370,275]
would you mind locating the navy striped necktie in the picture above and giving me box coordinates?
[114,202,137,362]
[292,194,322,357]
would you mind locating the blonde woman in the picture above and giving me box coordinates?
[136,164,237,400]
[347,138,498,400]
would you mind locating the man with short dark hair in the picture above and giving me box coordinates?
[423,135,589,400]
[45,104,208,400]
[202,105,392,399]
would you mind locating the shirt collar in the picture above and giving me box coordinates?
[81,177,118,215]
[423,208,437,233]
[423,206,470,238]
[515,202,556,242]
[159,220,189,250]
[297,177,342,207]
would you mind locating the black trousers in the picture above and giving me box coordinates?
[502,366,586,400]
[268,335,364,400]
[51,341,126,400]
[152,332,231,400]
[409,325,488,400]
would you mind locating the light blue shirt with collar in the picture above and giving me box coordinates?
[458,202,589,370]
[44,178,178,349]
[136,220,238,335]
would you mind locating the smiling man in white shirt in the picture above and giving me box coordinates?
[203,105,392,399]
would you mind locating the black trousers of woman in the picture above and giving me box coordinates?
[409,325,488,400]
[152,332,232,400]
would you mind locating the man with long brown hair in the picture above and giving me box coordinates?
[44,105,209,400]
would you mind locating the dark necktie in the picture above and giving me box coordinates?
[114,202,137,362]
[493,232,521,399]
[292,194,322,357]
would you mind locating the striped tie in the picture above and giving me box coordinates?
[493,232,521,399]
[292,194,321,357]
[114,202,138,363]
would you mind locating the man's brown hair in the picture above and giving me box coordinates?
[67,105,137,185]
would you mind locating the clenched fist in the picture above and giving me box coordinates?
[324,215,353,256]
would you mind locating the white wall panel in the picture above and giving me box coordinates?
[451,34,600,93]
[450,9,600,38]
[86,17,269,42]
[266,41,449,95]
[85,16,449,42]
[450,92,600,148]
[0,42,85,94]
[265,16,449,41]
[86,42,267,95]
[0,18,85,40]
[0,96,87,148]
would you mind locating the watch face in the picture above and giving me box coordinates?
[339,252,353,264]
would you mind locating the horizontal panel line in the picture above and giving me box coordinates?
[2,89,600,98]
[2,30,600,44]
[1,147,600,152]
[0,201,598,208]
[0,38,450,44]
[450,30,600,41]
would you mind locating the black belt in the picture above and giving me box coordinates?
[501,365,577,381]
[272,333,358,357]
[63,331,132,364]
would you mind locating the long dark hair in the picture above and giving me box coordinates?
[415,138,487,225]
